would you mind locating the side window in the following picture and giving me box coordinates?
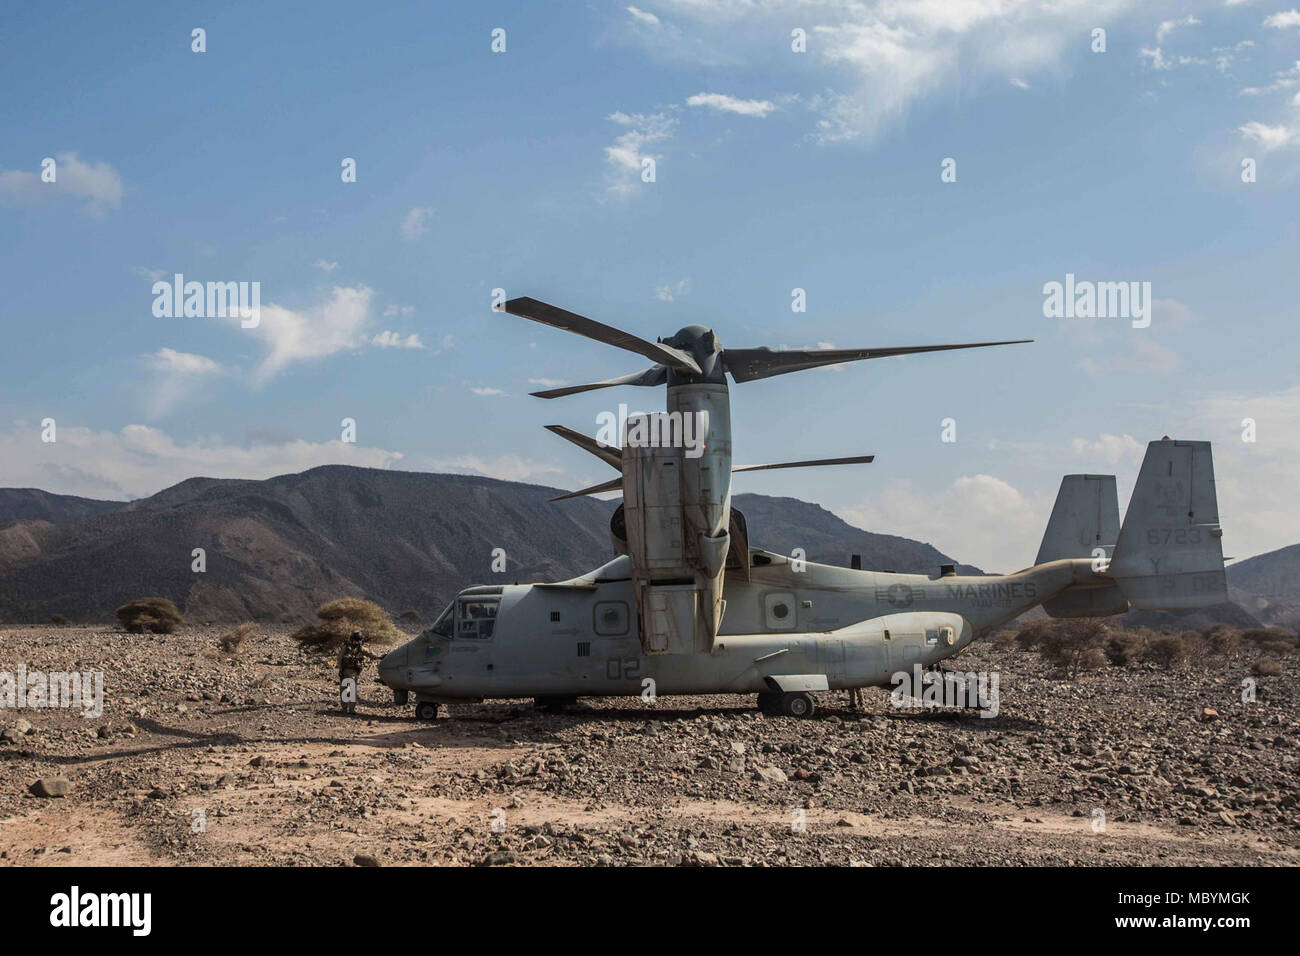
[457,598,499,639]
[593,601,629,636]
[764,592,797,631]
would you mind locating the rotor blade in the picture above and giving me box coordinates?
[723,340,1032,383]
[548,476,623,502]
[545,425,622,470]
[733,455,875,473]
[530,365,666,399]
[504,297,702,374]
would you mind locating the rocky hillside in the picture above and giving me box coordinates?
[0,468,973,624]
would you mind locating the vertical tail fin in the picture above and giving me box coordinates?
[1110,439,1227,609]
[1036,475,1128,617]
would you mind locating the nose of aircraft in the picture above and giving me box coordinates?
[378,644,407,687]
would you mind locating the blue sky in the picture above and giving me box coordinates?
[1,0,1298,571]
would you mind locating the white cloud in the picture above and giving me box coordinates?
[1239,120,1298,149]
[0,152,124,217]
[528,377,567,388]
[0,421,403,501]
[383,304,415,317]
[470,386,506,396]
[1178,384,1300,562]
[142,348,224,416]
[654,278,692,301]
[146,348,222,376]
[371,330,425,349]
[1156,15,1200,43]
[686,92,776,116]
[1263,9,1300,29]
[132,266,166,282]
[426,454,563,484]
[838,473,1046,573]
[626,5,660,26]
[401,206,434,240]
[632,1,1144,144]
[1079,336,1181,375]
[603,111,677,198]
[1070,433,1145,467]
[1010,77,1031,90]
[242,285,374,383]
[313,259,338,272]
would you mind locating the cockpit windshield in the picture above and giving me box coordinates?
[425,602,455,640]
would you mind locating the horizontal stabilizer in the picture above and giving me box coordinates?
[1037,475,1127,618]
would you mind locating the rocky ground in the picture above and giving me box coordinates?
[1,625,1296,867]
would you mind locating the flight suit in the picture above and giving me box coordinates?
[337,639,367,714]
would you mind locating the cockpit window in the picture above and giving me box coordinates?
[457,598,499,640]
[426,603,455,640]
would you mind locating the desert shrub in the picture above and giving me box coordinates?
[47,614,69,626]
[1180,631,1210,664]
[1252,657,1284,677]
[116,597,183,634]
[993,630,1018,649]
[399,609,421,624]
[1036,619,1109,679]
[218,622,258,654]
[1014,621,1055,652]
[1203,625,1240,655]
[291,597,403,652]
[1142,634,1188,670]
[1105,631,1147,666]
[1259,639,1296,657]
[1239,627,1298,648]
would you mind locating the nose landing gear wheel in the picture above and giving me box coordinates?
[414,700,440,721]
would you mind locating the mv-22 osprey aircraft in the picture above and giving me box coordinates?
[379,297,1227,719]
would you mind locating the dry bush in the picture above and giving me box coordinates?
[47,614,70,626]
[291,597,403,652]
[1035,619,1110,679]
[116,597,183,634]
[992,630,1018,650]
[218,622,258,654]
[1142,634,1189,670]
[1014,620,1056,652]
[1259,639,1296,657]
[1202,625,1241,655]
[399,609,421,624]
[1105,632,1148,666]
[1253,657,1284,677]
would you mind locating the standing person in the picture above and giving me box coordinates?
[337,631,373,715]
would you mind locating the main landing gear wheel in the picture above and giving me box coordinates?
[780,692,815,718]
[414,700,440,721]
[758,691,816,718]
